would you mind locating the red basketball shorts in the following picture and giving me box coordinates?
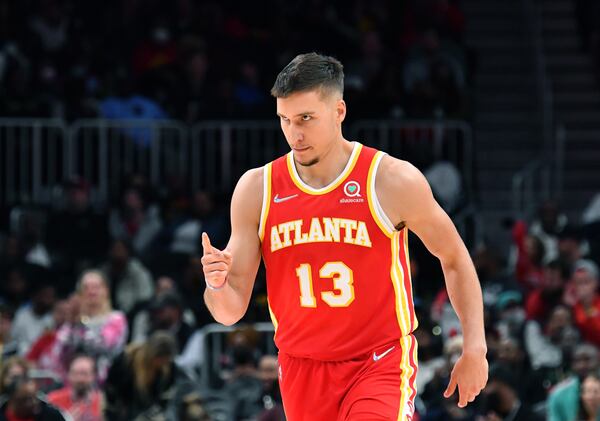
[277,335,418,421]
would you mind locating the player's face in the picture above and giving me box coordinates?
[277,89,346,167]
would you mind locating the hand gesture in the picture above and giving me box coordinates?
[201,233,232,289]
[444,351,488,408]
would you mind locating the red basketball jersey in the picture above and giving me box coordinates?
[260,142,418,360]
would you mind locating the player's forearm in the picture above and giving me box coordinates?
[204,276,251,326]
[441,251,487,354]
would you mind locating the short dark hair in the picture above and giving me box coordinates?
[271,52,344,98]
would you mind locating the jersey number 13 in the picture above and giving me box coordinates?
[296,262,355,308]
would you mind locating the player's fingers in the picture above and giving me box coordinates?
[202,233,213,256]
[443,374,457,398]
[222,250,233,263]
[203,262,229,273]
[201,254,226,266]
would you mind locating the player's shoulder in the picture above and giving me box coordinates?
[377,154,427,191]
[236,166,264,191]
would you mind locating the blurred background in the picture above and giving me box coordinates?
[0,0,600,420]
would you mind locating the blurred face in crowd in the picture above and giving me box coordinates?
[153,305,181,330]
[496,338,523,366]
[52,299,70,327]
[32,285,56,315]
[3,363,27,390]
[573,347,599,380]
[110,240,130,267]
[546,305,572,339]
[543,266,565,292]
[277,89,346,167]
[68,187,89,212]
[68,356,96,398]
[582,374,600,416]
[10,380,39,418]
[258,356,279,383]
[156,277,175,295]
[124,188,144,214]
[79,272,109,312]
[574,269,598,305]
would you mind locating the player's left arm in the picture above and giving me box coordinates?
[377,155,488,408]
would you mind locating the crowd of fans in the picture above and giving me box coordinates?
[0,0,471,123]
[3,0,600,420]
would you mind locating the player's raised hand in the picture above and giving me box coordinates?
[201,232,233,289]
[443,350,488,408]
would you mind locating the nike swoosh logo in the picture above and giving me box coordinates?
[373,346,395,362]
[273,194,298,203]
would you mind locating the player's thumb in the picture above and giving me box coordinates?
[202,232,214,256]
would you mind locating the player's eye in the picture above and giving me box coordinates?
[302,115,312,121]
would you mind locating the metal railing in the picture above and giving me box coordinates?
[69,119,188,204]
[350,119,474,199]
[0,118,68,205]
[197,322,276,389]
[514,0,565,220]
[0,118,474,208]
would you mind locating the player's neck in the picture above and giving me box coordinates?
[294,138,354,189]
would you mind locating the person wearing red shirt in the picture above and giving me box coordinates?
[572,260,600,347]
[47,355,103,421]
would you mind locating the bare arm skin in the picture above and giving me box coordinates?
[376,155,488,408]
[202,167,263,326]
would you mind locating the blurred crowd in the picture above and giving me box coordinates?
[0,0,472,123]
[3,0,600,420]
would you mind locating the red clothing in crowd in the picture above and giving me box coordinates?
[47,388,103,421]
[5,407,34,421]
[573,296,600,347]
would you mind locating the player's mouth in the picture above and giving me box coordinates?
[293,146,310,153]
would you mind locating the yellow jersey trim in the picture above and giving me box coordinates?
[286,142,362,195]
[367,151,395,238]
[258,163,272,242]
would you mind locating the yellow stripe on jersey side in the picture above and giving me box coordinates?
[390,231,410,336]
[258,162,272,242]
[367,151,395,238]
[403,228,419,331]
[286,143,363,195]
[267,299,279,332]
[397,335,418,421]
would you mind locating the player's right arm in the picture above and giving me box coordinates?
[202,167,263,326]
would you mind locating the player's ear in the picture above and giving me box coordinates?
[336,98,346,124]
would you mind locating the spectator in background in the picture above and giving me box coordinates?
[526,259,570,322]
[0,265,30,310]
[577,371,600,421]
[101,238,153,315]
[225,342,264,421]
[11,278,55,355]
[0,376,66,421]
[558,225,586,268]
[47,354,103,421]
[51,270,127,383]
[476,366,543,421]
[256,355,285,421]
[529,200,568,263]
[572,260,600,347]
[525,304,579,373]
[26,297,72,371]
[104,331,189,421]
[0,305,17,363]
[548,343,599,421]
[0,356,29,397]
[512,220,546,292]
[132,292,194,354]
[47,177,109,280]
[109,187,162,259]
[420,335,474,420]
[494,290,526,341]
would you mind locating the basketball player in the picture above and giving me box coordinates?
[202,53,487,420]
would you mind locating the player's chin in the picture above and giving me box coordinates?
[296,157,319,167]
